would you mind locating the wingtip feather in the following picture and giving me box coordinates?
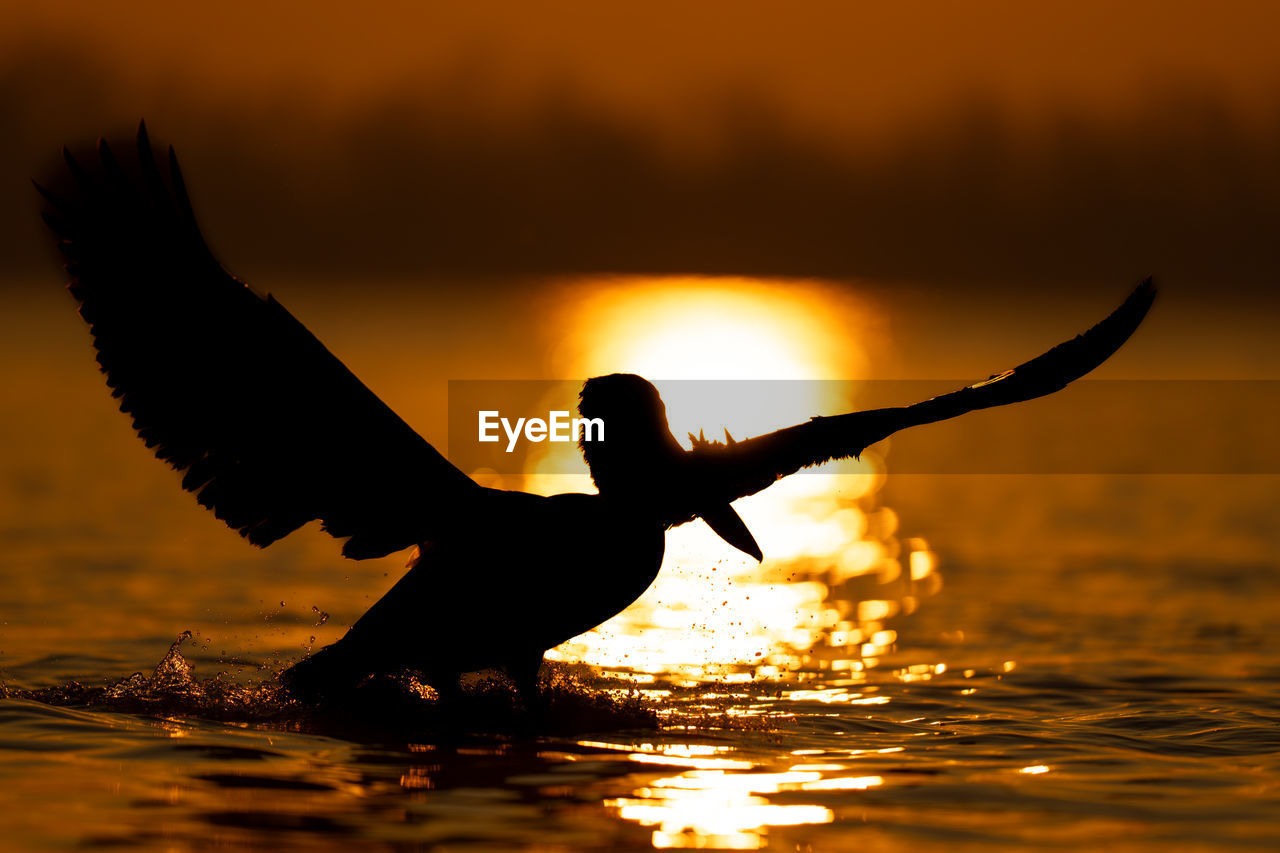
[167,144,197,222]
[31,179,64,208]
[62,146,92,189]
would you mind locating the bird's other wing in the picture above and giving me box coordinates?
[36,123,481,559]
[691,279,1156,503]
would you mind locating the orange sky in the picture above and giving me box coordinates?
[4,0,1279,330]
[6,0,1280,138]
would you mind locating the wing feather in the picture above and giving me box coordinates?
[38,123,480,559]
[693,280,1157,502]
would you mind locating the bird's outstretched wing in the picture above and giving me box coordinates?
[691,280,1157,503]
[37,123,480,559]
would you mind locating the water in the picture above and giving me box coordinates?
[2,283,1279,850]
[3,576,1278,851]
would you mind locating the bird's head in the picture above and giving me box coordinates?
[577,373,764,561]
[577,373,683,496]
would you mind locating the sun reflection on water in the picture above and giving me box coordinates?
[522,276,952,849]
[528,276,945,692]
[584,740,893,850]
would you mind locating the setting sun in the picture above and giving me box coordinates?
[525,275,938,691]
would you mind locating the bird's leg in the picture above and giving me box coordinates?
[280,641,366,705]
[505,653,545,711]
[426,670,464,706]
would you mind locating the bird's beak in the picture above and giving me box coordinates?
[699,503,763,562]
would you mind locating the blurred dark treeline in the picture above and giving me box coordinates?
[3,42,1278,296]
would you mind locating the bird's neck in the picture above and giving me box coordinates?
[581,430,685,507]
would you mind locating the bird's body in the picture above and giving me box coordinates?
[285,490,666,699]
[37,124,1157,706]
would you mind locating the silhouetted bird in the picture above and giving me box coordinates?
[37,124,1156,705]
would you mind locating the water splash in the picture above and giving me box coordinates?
[8,634,660,735]
[13,632,292,723]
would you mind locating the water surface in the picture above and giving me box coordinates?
[2,281,1277,851]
